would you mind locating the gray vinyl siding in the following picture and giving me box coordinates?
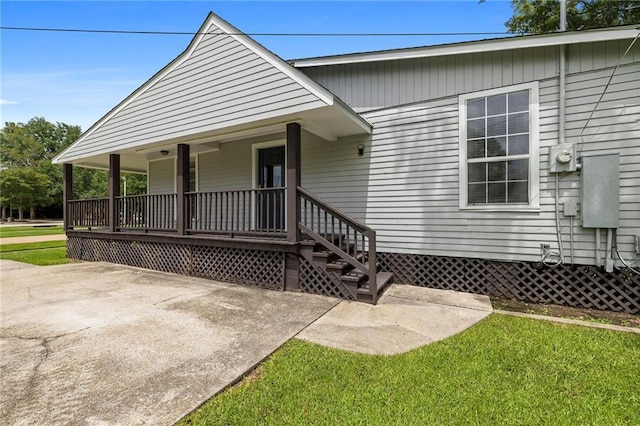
[299,42,639,265]
[144,37,639,266]
[148,159,175,194]
[299,40,637,113]
[63,21,326,161]
[198,142,253,192]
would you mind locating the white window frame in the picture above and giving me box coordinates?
[458,82,540,212]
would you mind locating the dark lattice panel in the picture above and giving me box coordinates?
[67,237,284,290]
[191,246,284,290]
[299,257,355,300]
[378,252,640,314]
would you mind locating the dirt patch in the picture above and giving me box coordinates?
[491,297,640,329]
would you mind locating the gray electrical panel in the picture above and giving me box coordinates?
[580,154,619,228]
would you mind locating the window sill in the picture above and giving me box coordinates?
[460,205,541,213]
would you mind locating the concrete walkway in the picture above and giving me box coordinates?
[0,262,338,425]
[0,234,67,245]
[298,284,493,355]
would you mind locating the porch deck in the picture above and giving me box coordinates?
[65,184,393,304]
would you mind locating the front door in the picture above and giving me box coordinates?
[257,146,285,231]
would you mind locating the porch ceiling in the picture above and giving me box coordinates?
[68,104,369,173]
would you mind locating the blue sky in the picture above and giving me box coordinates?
[1,1,515,131]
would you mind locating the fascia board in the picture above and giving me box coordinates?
[291,27,640,68]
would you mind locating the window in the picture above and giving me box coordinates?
[189,158,197,192]
[459,83,539,210]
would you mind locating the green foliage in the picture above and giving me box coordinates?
[181,315,640,425]
[506,0,640,34]
[1,117,148,217]
[0,168,52,212]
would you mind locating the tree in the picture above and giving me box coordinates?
[506,0,640,34]
[1,117,147,219]
[0,168,51,219]
[1,118,83,219]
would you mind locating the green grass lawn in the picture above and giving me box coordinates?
[0,225,64,238]
[180,315,640,425]
[0,240,69,265]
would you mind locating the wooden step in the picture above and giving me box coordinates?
[326,253,365,273]
[341,269,367,284]
[356,271,394,304]
[311,250,338,266]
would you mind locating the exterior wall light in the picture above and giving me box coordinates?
[358,144,364,156]
[160,150,169,156]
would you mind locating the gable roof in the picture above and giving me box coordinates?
[53,12,371,167]
[290,25,640,68]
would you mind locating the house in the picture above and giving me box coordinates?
[53,12,640,312]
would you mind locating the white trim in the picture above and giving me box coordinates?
[291,26,640,67]
[458,82,540,211]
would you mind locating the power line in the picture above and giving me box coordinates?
[0,26,510,37]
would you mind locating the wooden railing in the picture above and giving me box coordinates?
[67,198,109,229]
[186,188,286,236]
[297,186,377,291]
[116,194,177,231]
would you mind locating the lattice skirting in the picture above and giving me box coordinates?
[298,257,355,300]
[67,236,284,290]
[378,252,640,314]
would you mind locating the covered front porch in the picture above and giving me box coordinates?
[52,11,393,302]
[61,123,391,304]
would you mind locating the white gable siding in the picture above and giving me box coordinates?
[62,21,327,162]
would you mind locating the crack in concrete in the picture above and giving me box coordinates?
[1,326,91,416]
[152,290,211,306]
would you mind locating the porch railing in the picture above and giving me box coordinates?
[297,185,376,283]
[116,194,177,231]
[186,188,285,236]
[67,197,109,229]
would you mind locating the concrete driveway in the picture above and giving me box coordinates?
[0,262,337,425]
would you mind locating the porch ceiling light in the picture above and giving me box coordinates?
[160,150,169,156]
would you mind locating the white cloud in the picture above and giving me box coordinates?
[0,99,19,105]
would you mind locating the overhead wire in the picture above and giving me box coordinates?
[577,29,640,158]
[0,26,511,36]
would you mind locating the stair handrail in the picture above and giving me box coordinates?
[297,186,376,286]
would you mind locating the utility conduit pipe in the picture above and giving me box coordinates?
[605,228,614,272]
[595,228,601,268]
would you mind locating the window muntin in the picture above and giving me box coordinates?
[463,88,532,206]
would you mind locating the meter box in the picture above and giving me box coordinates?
[549,144,577,173]
[580,154,619,228]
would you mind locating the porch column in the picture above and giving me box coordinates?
[286,122,301,243]
[108,154,120,233]
[176,144,190,235]
[285,123,301,291]
[63,163,73,230]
